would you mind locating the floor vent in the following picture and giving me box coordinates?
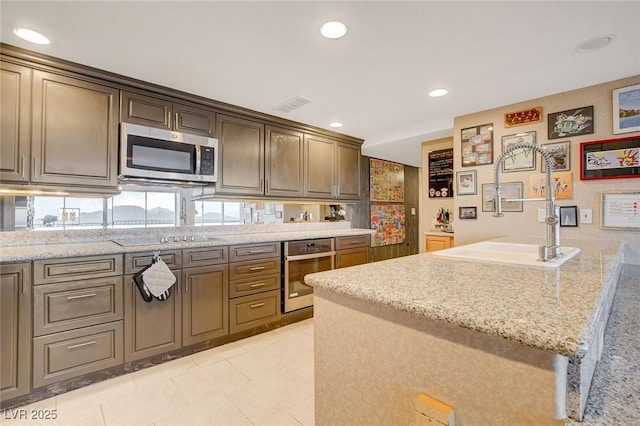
[273,96,313,113]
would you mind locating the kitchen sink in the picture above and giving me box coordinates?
[431,241,581,268]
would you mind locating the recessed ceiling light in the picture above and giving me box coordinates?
[320,22,347,39]
[429,88,448,97]
[329,122,343,128]
[577,34,616,52]
[13,28,50,45]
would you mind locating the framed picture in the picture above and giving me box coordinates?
[548,106,594,140]
[528,171,573,200]
[459,206,477,220]
[613,83,640,134]
[504,107,542,127]
[601,192,640,230]
[461,123,493,167]
[482,182,524,212]
[501,131,537,172]
[456,170,477,195]
[580,136,640,180]
[559,206,578,227]
[541,140,571,172]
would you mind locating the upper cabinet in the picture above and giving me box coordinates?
[215,114,265,196]
[265,126,304,197]
[0,62,31,183]
[304,135,361,200]
[121,91,215,138]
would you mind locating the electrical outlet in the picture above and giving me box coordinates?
[538,209,546,223]
[581,208,593,224]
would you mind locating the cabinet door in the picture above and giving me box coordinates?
[0,62,31,183]
[1,263,31,401]
[182,265,228,346]
[120,91,171,130]
[173,103,216,137]
[336,142,361,199]
[31,71,119,186]
[216,114,265,195]
[304,134,335,198]
[426,236,452,252]
[336,248,369,269]
[265,126,304,197]
[124,273,182,362]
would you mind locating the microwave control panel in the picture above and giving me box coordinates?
[200,147,215,175]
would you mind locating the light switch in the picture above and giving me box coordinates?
[538,209,546,223]
[411,207,416,216]
[581,208,593,224]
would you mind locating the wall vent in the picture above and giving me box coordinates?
[273,96,313,113]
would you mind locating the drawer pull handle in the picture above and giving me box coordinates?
[248,250,265,254]
[66,293,97,300]
[250,302,265,309]
[249,266,265,271]
[249,283,265,288]
[66,266,101,273]
[67,341,97,350]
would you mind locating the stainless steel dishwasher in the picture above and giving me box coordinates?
[282,238,335,313]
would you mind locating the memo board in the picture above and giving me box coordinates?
[601,192,640,230]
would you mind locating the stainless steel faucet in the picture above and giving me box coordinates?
[493,142,562,262]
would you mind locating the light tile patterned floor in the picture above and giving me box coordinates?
[0,320,314,426]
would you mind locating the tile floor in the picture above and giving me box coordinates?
[0,319,315,426]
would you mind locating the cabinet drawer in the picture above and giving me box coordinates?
[230,258,280,280]
[336,247,369,269]
[230,290,281,334]
[33,276,123,337]
[229,274,280,298]
[183,246,228,268]
[32,321,123,388]
[336,235,371,250]
[229,243,280,262]
[124,250,182,274]
[34,255,123,285]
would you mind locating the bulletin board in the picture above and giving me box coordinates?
[601,192,640,230]
[370,159,404,202]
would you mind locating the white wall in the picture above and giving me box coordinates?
[451,75,640,246]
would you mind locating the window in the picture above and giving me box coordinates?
[109,191,177,228]
[194,201,243,226]
[30,196,105,231]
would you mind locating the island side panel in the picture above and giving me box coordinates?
[314,288,567,425]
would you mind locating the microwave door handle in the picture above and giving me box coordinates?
[195,145,202,175]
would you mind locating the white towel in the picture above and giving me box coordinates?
[142,258,176,298]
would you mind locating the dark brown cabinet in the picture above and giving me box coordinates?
[215,114,265,195]
[305,135,361,200]
[0,62,31,183]
[336,235,370,268]
[30,70,119,187]
[0,263,31,401]
[120,91,216,137]
[265,126,305,197]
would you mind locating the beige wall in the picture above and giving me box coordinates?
[451,75,640,246]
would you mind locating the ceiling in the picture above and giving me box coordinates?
[2,1,639,167]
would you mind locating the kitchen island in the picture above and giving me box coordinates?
[305,237,639,425]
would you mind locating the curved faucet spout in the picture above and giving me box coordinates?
[493,142,562,261]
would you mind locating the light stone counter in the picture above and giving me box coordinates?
[0,223,374,263]
[423,229,455,237]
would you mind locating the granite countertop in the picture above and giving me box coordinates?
[424,229,455,237]
[0,226,375,263]
[306,236,635,358]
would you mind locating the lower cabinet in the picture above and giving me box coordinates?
[425,235,454,252]
[336,235,370,268]
[230,290,280,334]
[1,263,31,401]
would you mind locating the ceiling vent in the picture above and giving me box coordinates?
[273,96,313,113]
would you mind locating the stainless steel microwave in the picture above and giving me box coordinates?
[119,123,218,184]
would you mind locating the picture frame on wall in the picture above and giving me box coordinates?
[455,170,477,195]
[548,106,594,140]
[541,140,571,172]
[613,83,640,134]
[461,123,493,167]
[481,182,524,212]
[501,131,537,172]
[504,107,542,128]
[559,206,578,227]
[459,206,477,220]
[580,136,640,180]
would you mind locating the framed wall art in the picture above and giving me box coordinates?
[559,206,578,227]
[461,123,493,166]
[428,148,453,198]
[501,131,537,172]
[456,170,477,196]
[541,140,570,172]
[548,106,594,140]
[481,182,524,212]
[613,83,640,134]
[504,107,542,127]
[580,136,640,180]
[528,171,573,200]
[601,192,640,230]
[370,158,405,202]
[459,206,477,220]
[370,204,406,246]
